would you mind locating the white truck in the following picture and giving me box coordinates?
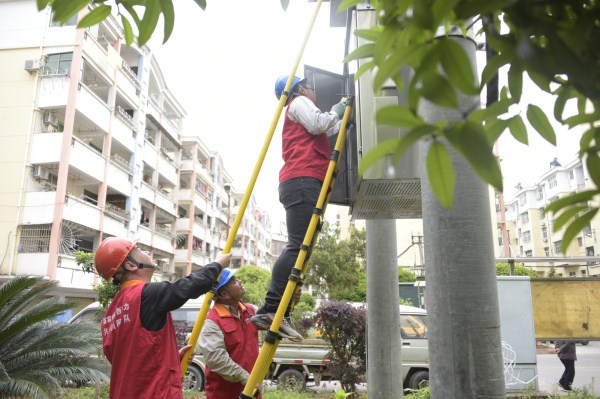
[70,302,429,392]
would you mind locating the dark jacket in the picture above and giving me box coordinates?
[555,341,577,361]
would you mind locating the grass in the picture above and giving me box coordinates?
[63,385,599,399]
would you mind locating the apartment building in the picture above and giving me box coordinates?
[502,157,600,277]
[0,2,273,298]
[229,192,272,269]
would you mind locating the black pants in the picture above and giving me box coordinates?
[259,177,322,315]
[559,358,575,389]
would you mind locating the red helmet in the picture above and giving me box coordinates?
[95,237,138,280]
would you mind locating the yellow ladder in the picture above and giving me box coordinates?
[239,98,354,398]
[180,0,326,378]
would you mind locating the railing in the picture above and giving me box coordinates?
[121,60,141,89]
[111,153,130,170]
[156,225,172,235]
[116,105,135,129]
[105,203,130,220]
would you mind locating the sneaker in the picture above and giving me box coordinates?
[250,313,303,342]
[558,382,571,391]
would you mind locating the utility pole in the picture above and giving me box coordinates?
[418,28,506,398]
[366,219,402,398]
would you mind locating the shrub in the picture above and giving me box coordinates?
[316,301,367,396]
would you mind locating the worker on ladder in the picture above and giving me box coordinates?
[250,75,347,341]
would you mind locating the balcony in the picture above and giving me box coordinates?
[38,76,69,108]
[69,137,106,181]
[155,190,177,217]
[140,182,155,204]
[103,211,128,237]
[137,225,153,247]
[107,160,132,195]
[76,84,111,133]
[158,154,177,185]
[82,31,119,79]
[154,232,174,254]
[143,142,159,167]
[111,116,136,150]
[63,194,102,231]
[117,61,141,105]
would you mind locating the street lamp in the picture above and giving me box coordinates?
[224,184,231,237]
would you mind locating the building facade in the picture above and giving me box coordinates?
[0,1,272,298]
[502,157,600,277]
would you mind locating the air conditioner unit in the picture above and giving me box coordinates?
[24,59,41,72]
[43,112,58,127]
[33,165,49,180]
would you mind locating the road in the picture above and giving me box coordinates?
[267,341,600,397]
[536,341,600,397]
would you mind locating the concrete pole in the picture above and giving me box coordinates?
[366,219,403,399]
[418,33,506,397]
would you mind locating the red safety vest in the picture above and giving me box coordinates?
[279,97,331,184]
[205,303,261,399]
[101,281,182,399]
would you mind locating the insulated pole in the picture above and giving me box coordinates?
[418,26,506,398]
[366,219,402,399]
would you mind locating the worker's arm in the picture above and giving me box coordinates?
[199,319,250,384]
[139,261,222,331]
[289,96,339,135]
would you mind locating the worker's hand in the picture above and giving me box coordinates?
[215,252,231,268]
[293,288,302,306]
[179,345,193,363]
[554,348,560,354]
[330,98,347,118]
[253,383,262,398]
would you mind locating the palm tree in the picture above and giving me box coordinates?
[0,276,110,398]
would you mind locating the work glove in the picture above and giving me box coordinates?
[330,97,347,118]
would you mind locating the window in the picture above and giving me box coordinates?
[520,212,529,224]
[569,272,576,277]
[400,314,427,339]
[523,231,531,242]
[539,208,545,218]
[519,193,527,205]
[50,13,77,27]
[569,170,574,180]
[577,237,583,247]
[544,247,550,256]
[581,270,587,277]
[548,175,558,189]
[18,224,51,253]
[525,250,533,257]
[536,188,543,200]
[44,52,72,75]
[554,240,562,254]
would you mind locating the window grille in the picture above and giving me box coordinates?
[19,224,52,253]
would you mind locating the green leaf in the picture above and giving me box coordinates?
[545,190,596,214]
[426,140,455,209]
[338,0,363,11]
[358,138,402,175]
[122,4,141,28]
[484,118,510,143]
[77,5,111,29]
[507,64,523,102]
[563,110,600,129]
[526,70,551,92]
[343,43,376,63]
[419,73,458,108]
[508,115,528,145]
[36,0,51,10]
[438,38,479,95]
[553,205,588,232]
[526,104,556,145]
[561,209,599,254]
[445,122,503,190]
[373,44,417,91]
[121,15,134,46]
[392,125,440,164]
[193,0,207,10]
[138,0,161,46]
[376,106,424,129]
[579,127,598,158]
[51,0,90,24]
[354,60,375,81]
[586,153,600,188]
[468,97,514,123]
[354,28,381,42]
[481,53,510,87]
[158,0,174,43]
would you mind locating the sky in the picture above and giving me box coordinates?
[152,1,583,230]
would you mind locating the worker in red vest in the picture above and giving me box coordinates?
[94,236,229,399]
[199,269,262,399]
[251,75,346,341]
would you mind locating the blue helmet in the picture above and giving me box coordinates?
[216,269,237,292]
[274,75,307,100]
